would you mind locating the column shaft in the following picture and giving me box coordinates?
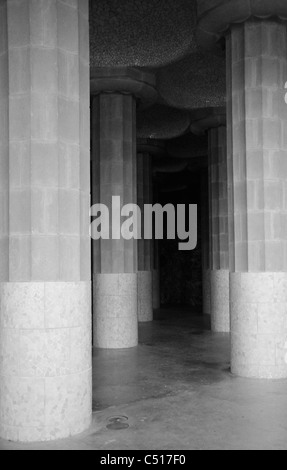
[0,0,91,442]
[201,170,211,317]
[227,20,287,378]
[137,153,153,322]
[152,240,161,310]
[152,185,161,310]
[208,126,230,332]
[92,93,138,348]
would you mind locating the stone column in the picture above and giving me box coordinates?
[192,110,229,332]
[137,153,153,322]
[152,239,161,310]
[0,0,91,442]
[197,0,287,378]
[137,139,165,311]
[227,21,287,378]
[201,168,211,318]
[209,125,229,332]
[91,69,157,349]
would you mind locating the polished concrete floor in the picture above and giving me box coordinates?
[1,308,287,450]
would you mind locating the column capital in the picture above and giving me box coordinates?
[154,158,188,174]
[90,67,158,108]
[196,0,287,51]
[190,107,226,135]
[137,138,166,156]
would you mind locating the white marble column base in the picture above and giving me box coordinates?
[211,269,230,333]
[0,281,92,443]
[152,270,161,310]
[202,269,211,316]
[93,273,138,349]
[230,272,287,379]
[138,271,153,322]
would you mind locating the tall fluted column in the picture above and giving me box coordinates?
[191,110,229,332]
[0,0,91,442]
[91,69,157,349]
[153,238,161,310]
[227,21,287,378]
[137,139,165,311]
[200,170,211,318]
[137,153,153,322]
[197,0,287,378]
[208,125,229,332]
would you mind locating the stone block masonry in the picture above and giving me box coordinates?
[0,0,92,442]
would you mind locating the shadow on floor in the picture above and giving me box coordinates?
[92,308,229,412]
[2,308,287,450]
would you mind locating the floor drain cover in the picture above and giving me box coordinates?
[107,416,129,431]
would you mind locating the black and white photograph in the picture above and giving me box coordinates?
[0,0,287,453]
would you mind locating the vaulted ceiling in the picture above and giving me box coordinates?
[89,0,226,113]
[89,0,224,166]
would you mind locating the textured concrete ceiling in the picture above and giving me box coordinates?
[156,52,226,110]
[90,0,198,68]
[137,104,191,140]
[90,0,227,139]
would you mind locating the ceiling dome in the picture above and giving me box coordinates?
[157,52,226,110]
[90,0,198,68]
[137,104,191,140]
